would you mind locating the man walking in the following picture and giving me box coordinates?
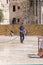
[19,23,25,43]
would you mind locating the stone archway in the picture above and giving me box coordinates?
[12,18,16,24]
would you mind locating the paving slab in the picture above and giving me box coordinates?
[0,36,43,64]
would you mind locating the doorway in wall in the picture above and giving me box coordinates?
[12,18,16,24]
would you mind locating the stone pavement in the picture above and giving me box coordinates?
[0,36,43,65]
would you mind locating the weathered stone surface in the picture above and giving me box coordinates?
[9,0,30,24]
[0,0,42,24]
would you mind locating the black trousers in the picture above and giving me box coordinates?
[20,32,24,41]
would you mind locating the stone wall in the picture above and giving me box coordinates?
[9,0,36,24]
[9,0,30,24]
[0,0,42,24]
